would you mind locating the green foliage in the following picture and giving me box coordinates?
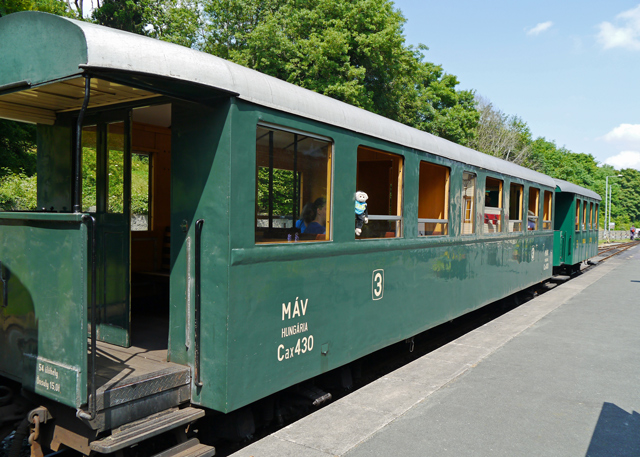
[92,0,146,33]
[0,120,37,178]
[257,167,294,217]
[202,0,478,145]
[0,0,69,17]
[0,169,37,210]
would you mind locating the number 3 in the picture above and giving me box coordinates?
[372,269,384,300]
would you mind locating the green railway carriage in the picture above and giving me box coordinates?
[552,179,601,272]
[0,12,600,455]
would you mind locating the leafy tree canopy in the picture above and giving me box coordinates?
[202,0,478,145]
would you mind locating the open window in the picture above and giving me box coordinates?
[255,125,332,243]
[543,190,552,230]
[355,146,403,239]
[418,162,450,236]
[461,172,476,235]
[131,152,151,231]
[582,202,587,231]
[595,203,599,228]
[528,187,539,231]
[575,199,581,231]
[484,177,503,233]
[509,183,523,232]
[589,202,594,230]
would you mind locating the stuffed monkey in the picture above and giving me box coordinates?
[355,191,369,235]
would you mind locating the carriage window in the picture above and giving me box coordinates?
[418,162,450,236]
[509,183,523,232]
[582,202,587,231]
[255,125,332,243]
[107,122,125,214]
[595,203,599,229]
[484,177,503,233]
[528,187,539,230]
[461,172,476,235]
[543,190,552,230]
[589,202,594,229]
[575,199,581,231]
[82,125,98,212]
[356,146,403,239]
[131,152,151,231]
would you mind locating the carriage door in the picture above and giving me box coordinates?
[83,114,132,347]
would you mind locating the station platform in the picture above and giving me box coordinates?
[231,244,640,457]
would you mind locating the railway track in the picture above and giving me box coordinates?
[595,241,640,262]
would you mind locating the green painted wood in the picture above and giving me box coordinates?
[0,214,88,407]
[0,12,86,90]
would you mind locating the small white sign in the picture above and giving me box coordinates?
[372,269,384,300]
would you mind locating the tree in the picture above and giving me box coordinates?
[202,0,478,145]
[468,97,531,164]
[0,0,69,17]
[0,120,37,178]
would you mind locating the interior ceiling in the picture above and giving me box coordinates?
[0,77,160,125]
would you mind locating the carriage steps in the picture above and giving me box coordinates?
[89,407,210,455]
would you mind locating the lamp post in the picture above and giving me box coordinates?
[605,174,622,242]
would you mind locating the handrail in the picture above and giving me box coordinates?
[77,214,97,421]
[0,261,9,308]
[194,219,204,388]
[73,76,91,213]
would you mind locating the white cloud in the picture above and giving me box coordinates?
[600,124,640,148]
[604,151,640,170]
[597,4,640,50]
[526,21,553,36]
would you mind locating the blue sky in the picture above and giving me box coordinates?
[392,0,640,170]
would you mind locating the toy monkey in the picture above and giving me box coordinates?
[355,191,369,236]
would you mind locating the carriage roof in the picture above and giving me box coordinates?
[0,12,570,189]
[554,179,601,201]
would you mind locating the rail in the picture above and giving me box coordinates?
[194,219,204,388]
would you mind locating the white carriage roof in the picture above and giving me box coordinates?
[0,12,560,187]
[554,179,601,200]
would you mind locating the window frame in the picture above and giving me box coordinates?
[255,123,334,244]
[575,199,581,232]
[528,187,540,231]
[484,176,504,234]
[542,190,553,230]
[508,183,524,233]
[355,145,404,239]
[417,161,450,237]
[461,171,476,236]
[131,150,153,232]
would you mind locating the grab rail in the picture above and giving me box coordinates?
[194,219,204,388]
[77,214,97,421]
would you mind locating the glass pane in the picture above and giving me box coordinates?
[132,153,150,231]
[107,123,125,214]
[462,172,476,235]
[418,222,448,236]
[528,187,539,231]
[255,126,331,243]
[360,219,402,238]
[82,125,98,212]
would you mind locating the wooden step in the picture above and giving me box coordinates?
[90,407,205,454]
[153,438,215,457]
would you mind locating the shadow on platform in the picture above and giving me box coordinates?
[586,402,640,457]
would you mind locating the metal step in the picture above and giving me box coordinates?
[550,275,571,282]
[153,438,215,457]
[90,407,205,454]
